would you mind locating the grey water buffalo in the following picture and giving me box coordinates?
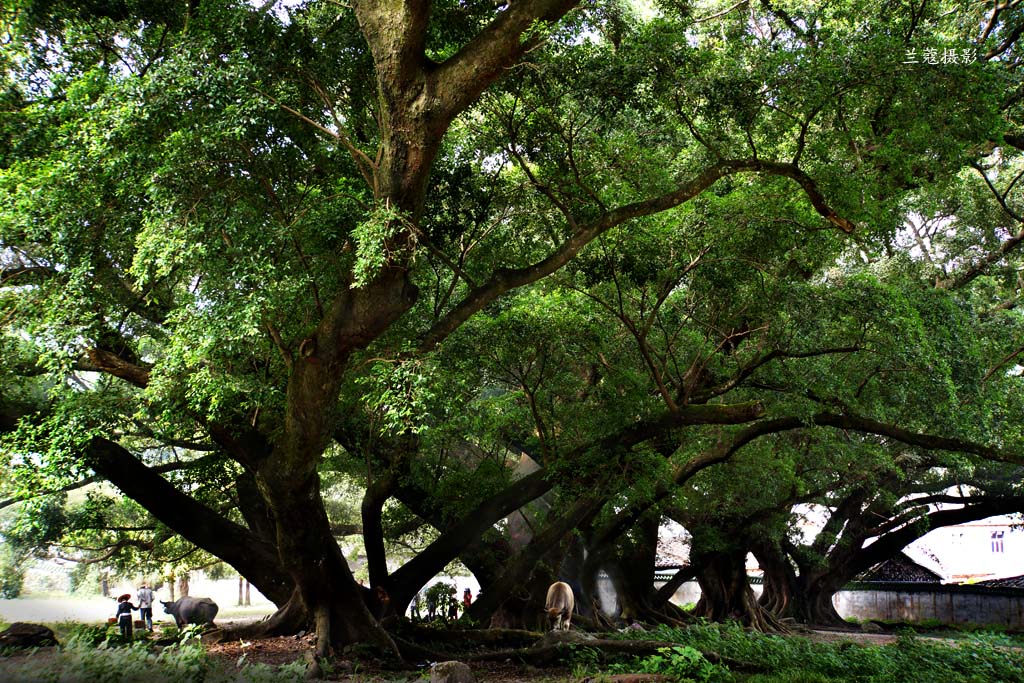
[161,596,219,629]
[544,581,574,631]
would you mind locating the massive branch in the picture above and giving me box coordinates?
[0,452,225,512]
[85,436,293,604]
[353,0,580,131]
[385,468,552,607]
[419,159,855,351]
[847,496,1024,578]
[83,348,152,388]
[812,412,1024,465]
[432,0,581,120]
[589,409,1023,555]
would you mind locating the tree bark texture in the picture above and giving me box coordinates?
[691,537,788,632]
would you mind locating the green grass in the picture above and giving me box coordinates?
[611,621,1024,683]
[741,671,836,683]
[0,626,308,683]
[2,617,1022,683]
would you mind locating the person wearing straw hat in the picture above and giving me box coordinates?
[114,593,138,642]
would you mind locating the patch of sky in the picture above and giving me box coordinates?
[248,0,306,25]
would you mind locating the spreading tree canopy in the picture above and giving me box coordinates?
[3,0,1024,652]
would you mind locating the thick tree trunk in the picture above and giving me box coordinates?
[466,496,601,624]
[773,571,847,626]
[693,551,756,621]
[362,471,397,592]
[751,541,797,617]
[560,533,601,617]
[798,579,846,626]
[257,460,397,653]
[255,258,416,652]
[485,568,559,631]
[692,543,787,632]
[604,562,646,622]
[197,0,583,654]
[752,541,845,626]
[609,516,660,619]
[758,569,792,617]
[235,471,279,547]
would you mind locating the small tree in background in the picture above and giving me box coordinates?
[0,544,26,599]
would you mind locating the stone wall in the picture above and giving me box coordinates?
[654,573,1024,628]
[834,582,1024,627]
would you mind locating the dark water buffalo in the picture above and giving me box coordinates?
[544,581,574,631]
[161,596,219,628]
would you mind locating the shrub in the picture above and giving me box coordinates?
[424,582,458,620]
[609,646,724,683]
[620,621,1024,683]
[568,644,604,676]
[65,623,116,648]
[0,551,26,599]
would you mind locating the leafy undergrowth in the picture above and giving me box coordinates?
[2,619,1023,683]
[580,621,1024,683]
[0,626,307,683]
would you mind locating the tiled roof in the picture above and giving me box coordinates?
[858,552,943,582]
[975,574,1024,588]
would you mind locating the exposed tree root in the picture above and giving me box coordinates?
[458,636,763,673]
[581,676,675,683]
[392,635,452,663]
[218,593,308,640]
[570,612,617,632]
[392,627,546,663]
[632,601,692,628]
[402,626,543,644]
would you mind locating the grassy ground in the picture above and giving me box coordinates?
[1,611,1022,683]
[597,622,1024,683]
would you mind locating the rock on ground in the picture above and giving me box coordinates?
[0,623,58,648]
[536,629,596,647]
[431,660,476,683]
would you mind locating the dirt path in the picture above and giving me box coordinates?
[807,628,901,646]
